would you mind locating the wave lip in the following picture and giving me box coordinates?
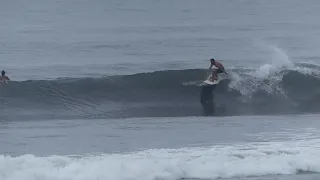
[1,140,320,180]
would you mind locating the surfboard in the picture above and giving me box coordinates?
[203,79,219,85]
[203,74,219,85]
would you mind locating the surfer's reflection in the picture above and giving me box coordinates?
[200,84,216,116]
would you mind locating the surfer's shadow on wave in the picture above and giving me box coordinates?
[200,72,231,116]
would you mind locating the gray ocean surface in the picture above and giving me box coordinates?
[1,0,320,180]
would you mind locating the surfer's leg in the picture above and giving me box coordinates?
[216,69,223,74]
[211,70,218,81]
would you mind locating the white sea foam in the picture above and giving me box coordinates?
[1,139,320,180]
[253,45,293,79]
[228,45,320,97]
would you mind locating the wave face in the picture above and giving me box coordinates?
[1,62,320,120]
[1,140,320,180]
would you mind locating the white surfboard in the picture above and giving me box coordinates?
[203,79,219,85]
[203,74,220,85]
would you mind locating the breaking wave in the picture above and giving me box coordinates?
[1,62,320,120]
[1,139,320,180]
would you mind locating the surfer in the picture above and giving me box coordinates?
[0,70,10,83]
[200,58,227,115]
[209,58,227,81]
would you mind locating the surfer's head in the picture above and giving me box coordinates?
[1,70,5,76]
[210,58,215,64]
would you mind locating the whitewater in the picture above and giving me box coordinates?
[1,0,320,180]
[2,115,320,180]
[3,141,320,180]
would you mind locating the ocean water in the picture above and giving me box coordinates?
[1,0,320,180]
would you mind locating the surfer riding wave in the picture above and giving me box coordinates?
[209,58,228,81]
[200,58,228,116]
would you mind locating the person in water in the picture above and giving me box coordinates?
[0,70,10,82]
[209,58,227,80]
